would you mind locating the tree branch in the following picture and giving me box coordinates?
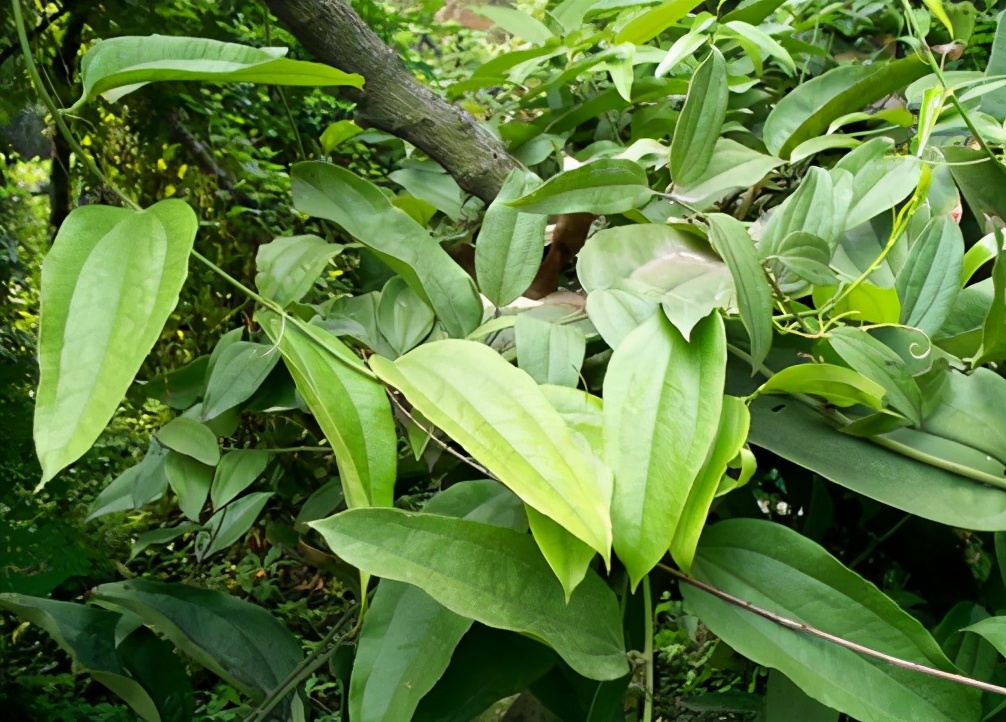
[264,0,521,203]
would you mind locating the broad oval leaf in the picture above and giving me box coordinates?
[584,287,660,350]
[475,169,548,307]
[34,200,196,486]
[508,159,653,215]
[369,340,613,558]
[683,519,981,722]
[756,363,886,409]
[376,276,435,357]
[74,35,362,110]
[604,312,726,586]
[833,138,922,231]
[707,214,773,370]
[258,311,397,509]
[311,507,628,681]
[349,480,526,722]
[156,417,219,465]
[291,162,482,338]
[91,579,303,703]
[922,368,1006,466]
[896,216,963,335]
[201,342,281,420]
[210,450,270,509]
[671,48,728,187]
[164,451,213,521]
[763,57,929,158]
[254,234,341,308]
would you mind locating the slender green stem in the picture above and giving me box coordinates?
[11,0,139,211]
[850,514,911,569]
[190,249,274,307]
[767,272,815,334]
[642,575,654,722]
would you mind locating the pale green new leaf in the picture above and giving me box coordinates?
[319,120,362,152]
[584,287,660,350]
[311,508,628,681]
[389,165,464,221]
[475,170,548,306]
[514,314,586,388]
[707,214,773,370]
[473,6,553,44]
[254,235,341,307]
[370,340,613,558]
[604,313,726,587]
[258,311,397,509]
[73,35,362,111]
[508,159,653,215]
[35,201,196,486]
[755,364,886,409]
[896,216,963,335]
[671,48,728,188]
[683,520,981,722]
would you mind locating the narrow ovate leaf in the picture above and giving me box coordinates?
[370,340,613,558]
[473,6,553,44]
[164,451,213,521]
[604,313,726,587]
[74,35,362,110]
[254,235,340,307]
[755,364,886,410]
[476,169,548,306]
[672,138,783,210]
[311,508,628,681]
[671,48,729,187]
[376,276,435,357]
[201,491,273,559]
[34,201,196,486]
[896,216,963,335]
[707,214,773,370]
[258,311,396,509]
[828,328,923,425]
[514,314,586,388]
[975,242,1006,366]
[508,159,653,215]
[683,519,981,722]
[922,368,1006,466]
[201,342,281,420]
[614,0,704,45]
[210,450,270,509]
[526,506,596,600]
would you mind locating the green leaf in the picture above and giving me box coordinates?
[963,617,1006,666]
[765,669,839,722]
[755,363,886,409]
[760,168,841,261]
[721,0,788,24]
[670,396,749,573]
[210,450,270,509]
[943,146,1006,226]
[922,368,1006,466]
[130,523,199,560]
[526,506,596,600]
[34,200,196,487]
[310,508,628,681]
[614,0,704,45]
[389,165,464,221]
[683,519,981,722]
[975,240,1006,366]
[91,580,303,703]
[671,138,783,211]
[540,384,604,451]
[769,231,837,288]
[141,355,209,410]
[833,138,922,231]
[584,287,660,350]
[320,120,362,152]
[707,214,773,370]
[370,340,613,558]
[291,162,482,338]
[0,594,194,722]
[202,491,273,559]
[762,57,929,158]
[895,217,963,335]
[604,313,726,586]
[515,314,586,388]
[508,159,653,215]
[655,17,714,77]
[475,170,548,306]
[258,311,397,509]
[828,327,923,425]
[671,48,728,188]
[201,342,281,420]
[165,451,213,521]
[724,21,795,76]
[87,443,170,520]
[473,6,554,44]
[349,480,526,722]
[376,276,436,357]
[981,10,1006,118]
[73,35,362,110]
[155,417,219,466]
[254,235,340,307]
[961,233,1000,286]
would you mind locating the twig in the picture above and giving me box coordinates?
[658,564,1006,697]
[850,514,911,569]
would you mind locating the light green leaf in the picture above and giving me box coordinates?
[671,48,728,188]
[540,384,604,451]
[210,450,270,509]
[254,234,340,307]
[310,508,628,681]
[508,159,653,215]
[584,287,660,350]
[922,368,1006,466]
[258,311,397,509]
[922,0,955,37]
[833,138,922,231]
[721,0,788,24]
[707,214,773,370]
[789,135,862,163]
[895,217,963,335]
[655,17,714,77]
[961,233,1000,285]
[762,57,929,158]
[201,342,280,420]
[156,417,219,466]
[723,21,795,75]
[981,10,1006,118]
[526,506,596,600]
[671,138,783,210]
[473,6,554,44]
[475,170,548,307]
[201,491,273,559]
[87,443,169,520]
[683,520,980,722]
[828,327,923,425]
[91,579,303,703]
[34,200,196,487]
[320,120,362,152]
[164,451,213,521]
[614,0,704,45]
[975,242,1006,366]
[515,314,586,388]
[670,396,749,573]
[369,340,613,558]
[389,165,464,221]
[604,313,726,586]
[768,231,837,288]
[755,364,886,409]
[291,162,482,338]
[73,35,363,111]
[376,276,435,357]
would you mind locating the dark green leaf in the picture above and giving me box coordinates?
[671,48,729,187]
[508,159,653,215]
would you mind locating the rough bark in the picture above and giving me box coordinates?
[265,0,521,203]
